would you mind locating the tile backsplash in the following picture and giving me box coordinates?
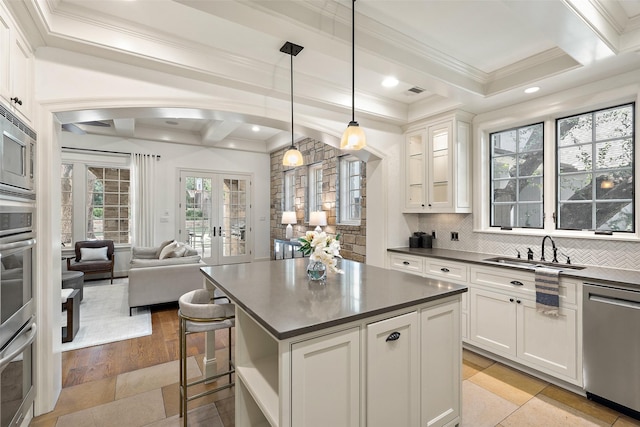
[417,214,640,271]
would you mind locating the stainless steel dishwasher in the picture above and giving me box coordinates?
[583,282,640,416]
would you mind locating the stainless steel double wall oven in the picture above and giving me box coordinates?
[0,108,36,427]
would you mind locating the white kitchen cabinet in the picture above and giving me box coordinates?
[517,298,578,379]
[391,253,470,340]
[403,111,472,213]
[232,292,462,427]
[461,292,468,340]
[469,287,518,355]
[0,2,33,123]
[421,299,461,427]
[426,258,469,341]
[389,253,424,275]
[467,266,582,385]
[292,327,361,427]
[425,258,469,282]
[367,312,419,427]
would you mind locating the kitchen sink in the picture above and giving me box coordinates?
[483,257,586,270]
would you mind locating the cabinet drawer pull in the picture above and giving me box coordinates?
[386,331,401,342]
[441,268,450,273]
[509,298,514,302]
[403,261,410,265]
[510,280,524,286]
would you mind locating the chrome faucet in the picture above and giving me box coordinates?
[541,235,558,263]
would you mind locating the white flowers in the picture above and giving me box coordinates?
[299,230,344,274]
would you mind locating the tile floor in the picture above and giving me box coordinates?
[31,349,640,427]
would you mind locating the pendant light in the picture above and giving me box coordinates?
[340,0,366,150]
[281,41,304,167]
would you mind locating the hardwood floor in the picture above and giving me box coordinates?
[61,303,217,388]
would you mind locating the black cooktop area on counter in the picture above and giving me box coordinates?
[388,247,640,289]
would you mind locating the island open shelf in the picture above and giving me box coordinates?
[235,308,279,427]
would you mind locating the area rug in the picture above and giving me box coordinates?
[61,278,152,352]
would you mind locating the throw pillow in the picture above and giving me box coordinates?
[182,243,198,257]
[80,246,109,261]
[159,241,179,260]
[155,239,175,258]
[171,242,188,258]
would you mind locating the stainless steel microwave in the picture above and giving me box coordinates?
[0,106,36,201]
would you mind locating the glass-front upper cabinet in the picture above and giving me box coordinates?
[403,111,472,213]
[406,132,425,209]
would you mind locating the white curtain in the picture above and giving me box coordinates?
[132,153,158,247]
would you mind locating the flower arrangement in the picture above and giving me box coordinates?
[298,230,344,274]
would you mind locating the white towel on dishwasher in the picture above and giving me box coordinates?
[535,267,560,316]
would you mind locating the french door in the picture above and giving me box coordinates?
[178,170,251,265]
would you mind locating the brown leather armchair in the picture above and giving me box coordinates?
[66,240,115,283]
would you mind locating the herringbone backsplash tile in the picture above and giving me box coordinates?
[417,214,640,271]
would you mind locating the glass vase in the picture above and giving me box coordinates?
[306,260,327,281]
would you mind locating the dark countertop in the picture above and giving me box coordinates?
[388,247,640,289]
[201,258,467,340]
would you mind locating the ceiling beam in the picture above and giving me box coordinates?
[200,120,242,146]
[502,0,616,66]
[112,118,135,138]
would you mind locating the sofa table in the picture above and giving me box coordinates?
[61,288,80,343]
[272,238,306,260]
[201,258,467,427]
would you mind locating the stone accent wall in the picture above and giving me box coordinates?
[270,138,366,262]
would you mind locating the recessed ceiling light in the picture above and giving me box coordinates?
[252,125,260,132]
[165,120,179,125]
[382,76,399,88]
[524,86,540,94]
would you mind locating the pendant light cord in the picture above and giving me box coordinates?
[351,0,355,123]
[290,53,295,149]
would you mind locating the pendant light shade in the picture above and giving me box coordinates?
[341,0,366,150]
[341,121,366,150]
[281,41,304,167]
[283,146,304,167]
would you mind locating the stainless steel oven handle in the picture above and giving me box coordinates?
[0,321,37,372]
[0,238,36,252]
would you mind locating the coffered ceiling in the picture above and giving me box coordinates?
[13,0,640,150]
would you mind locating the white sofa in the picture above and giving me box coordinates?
[128,242,206,315]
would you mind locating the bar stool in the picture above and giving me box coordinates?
[178,289,235,427]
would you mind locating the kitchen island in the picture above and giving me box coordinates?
[201,258,467,427]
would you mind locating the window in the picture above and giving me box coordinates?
[86,167,130,243]
[61,163,73,246]
[61,160,131,244]
[556,103,634,232]
[284,169,295,211]
[339,156,362,224]
[490,123,544,228]
[308,163,323,215]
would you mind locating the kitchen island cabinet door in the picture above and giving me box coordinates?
[367,311,419,427]
[469,288,517,356]
[291,327,361,427]
[517,299,579,383]
[421,299,461,427]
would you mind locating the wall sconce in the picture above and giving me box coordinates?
[309,211,327,232]
[281,211,297,240]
